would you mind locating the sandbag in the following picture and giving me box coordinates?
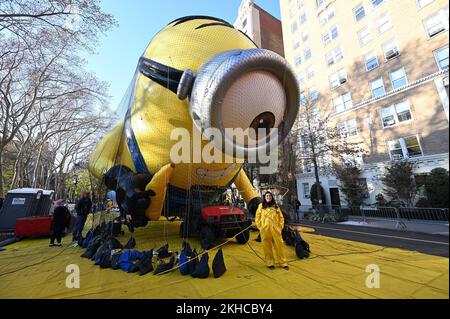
[191,252,209,279]
[80,236,101,259]
[179,242,193,276]
[99,249,112,269]
[154,255,175,275]
[117,250,143,272]
[212,248,226,278]
[124,237,136,249]
[82,229,93,248]
[94,242,110,265]
[188,249,198,275]
[137,250,154,276]
[111,251,123,270]
[156,243,171,259]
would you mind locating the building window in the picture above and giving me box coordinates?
[319,7,335,25]
[297,72,304,85]
[383,40,400,60]
[417,0,435,9]
[424,8,449,38]
[323,32,331,45]
[388,136,423,160]
[371,77,386,97]
[300,12,307,24]
[316,0,325,7]
[302,30,309,42]
[372,0,384,8]
[295,55,302,66]
[330,25,339,39]
[381,100,412,127]
[293,39,300,50]
[306,65,315,79]
[326,47,343,66]
[377,13,392,33]
[298,0,304,8]
[304,48,312,60]
[404,136,423,158]
[390,67,408,89]
[365,51,379,71]
[358,26,372,45]
[323,25,339,45]
[329,69,348,89]
[310,86,318,100]
[291,21,298,33]
[290,7,297,18]
[337,119,358,138]
[300,91,307,105]
[388,139,404,160]
[333,92,353,113]
[434,46,449,70]
[354,3,366,22]
[302,183,310,198]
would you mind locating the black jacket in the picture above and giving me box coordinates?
[52,206,70,231]
[76,197,92,217]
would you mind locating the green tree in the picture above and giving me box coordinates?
[425,168,449,208]
[381,161,417,206]
[334,164,365,207]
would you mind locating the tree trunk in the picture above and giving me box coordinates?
[0,148,4,198]
[32,143,44,188]
[312,156,325,218]
[10,143,24,189]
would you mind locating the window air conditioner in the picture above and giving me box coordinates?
[339,77,347,84]
[386,49,399,60]
[385,119,395,126]
[429,26,445,38]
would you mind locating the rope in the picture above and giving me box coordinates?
[154,223,253,276]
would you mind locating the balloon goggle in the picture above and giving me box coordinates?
[138,49,299,158]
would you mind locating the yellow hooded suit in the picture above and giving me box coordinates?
[255,203,288,267]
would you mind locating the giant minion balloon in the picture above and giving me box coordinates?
[88,16,299,233]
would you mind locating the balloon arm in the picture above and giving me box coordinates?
[233,169,261,217]
[144,163,175,221]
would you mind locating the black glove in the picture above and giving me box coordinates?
[104,165,155,229]
[247,197,262,217]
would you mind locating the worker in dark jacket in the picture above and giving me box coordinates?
[72,192,92,244]
[50,200,70,247]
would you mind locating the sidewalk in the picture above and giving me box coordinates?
[342,216,449,236]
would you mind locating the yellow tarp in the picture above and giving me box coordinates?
[0,216,448,299]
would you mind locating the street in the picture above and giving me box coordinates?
[297,220,449,257]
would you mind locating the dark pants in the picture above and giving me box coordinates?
[72,215,88,241]
[50,229,64,244]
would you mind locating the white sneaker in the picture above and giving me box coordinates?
[72,242,78,247]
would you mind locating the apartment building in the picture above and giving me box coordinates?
[280,0,449,206]
[235,0,285,57]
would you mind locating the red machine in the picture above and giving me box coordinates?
[180,205,252,249]
[15,216,53,238]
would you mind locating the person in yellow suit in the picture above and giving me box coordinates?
[255,191,288,270]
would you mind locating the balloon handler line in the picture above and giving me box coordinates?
[154,221,387,276]
[155,223,254,276]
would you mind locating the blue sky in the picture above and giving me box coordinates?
[83,0,281,112]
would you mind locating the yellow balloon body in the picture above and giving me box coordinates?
[89,18,257,193]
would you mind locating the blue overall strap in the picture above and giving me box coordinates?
[124,107,150,174]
